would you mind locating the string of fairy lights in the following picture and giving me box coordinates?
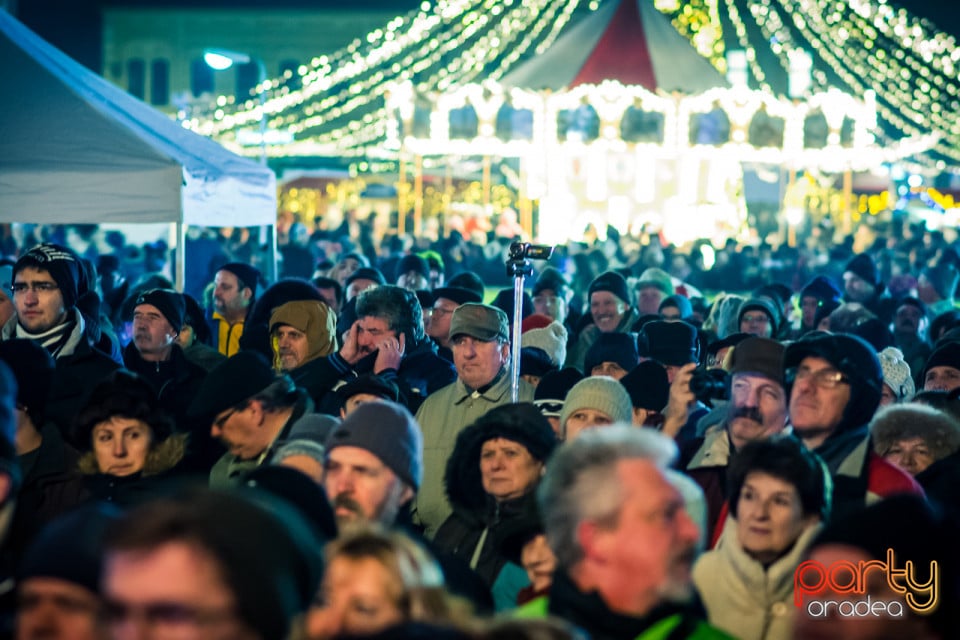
[182,0,960,172]
[715,0,960,168]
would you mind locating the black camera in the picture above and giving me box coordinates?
[688,368,730,405]
[509,242,554,261]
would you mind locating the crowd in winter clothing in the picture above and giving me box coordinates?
[2,218,960,640]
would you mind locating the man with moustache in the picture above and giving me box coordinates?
[321,401,421,529]
[518,426,730,639]
[683,337,789,543]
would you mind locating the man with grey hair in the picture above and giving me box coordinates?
[517,426,730,639]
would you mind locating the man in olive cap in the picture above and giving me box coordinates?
[413,303,533,537]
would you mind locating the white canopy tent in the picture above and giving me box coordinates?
[0,10,277,290]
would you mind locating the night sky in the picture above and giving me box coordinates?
[12,0,960,79]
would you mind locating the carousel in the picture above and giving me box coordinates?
[179,0,955,245]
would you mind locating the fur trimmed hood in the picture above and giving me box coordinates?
[78,432,187,476]
[870,404,960,462]
[443,403,557,514]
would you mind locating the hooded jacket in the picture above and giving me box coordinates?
[432,404,556,605]
[784,334,923,519]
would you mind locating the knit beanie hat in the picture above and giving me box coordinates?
[878,346,915,401]
[447,271,486,300]
[18,503,122,593]
[432,286,482,306]
[737,297,780,334]
[396,254,430,280]
[620,360,669,411]
[728,336,786,385]
[636,267,675,296]
[0,339,54,422]
[491,288,534,323]
[14,243,81,308]
[534,367,584,418]
[922,263,960,301]
[444,403,558,511]
[135,288,185,334]
[583,332,640,375]
[521,313,554,333]
[520,347,558,378]
[219,262,262,296]
[269,300,338,364]
[559,376,633,431]
[345,267,386,289]
[533,267,571,297]
[243,465,339,542]
[659,294,693,320]
[844,253,883,291]
[521,320,567,367]
[325,401,423,490]
[188,351,279,421]
[921,342,960,382]
[800,275,842,303]
[588,271,632,306]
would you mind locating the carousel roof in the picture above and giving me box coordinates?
[500,0,725,92]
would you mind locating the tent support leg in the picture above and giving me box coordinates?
[268,224,278,284]
[174,222,186,292]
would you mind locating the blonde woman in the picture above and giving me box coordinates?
[307,528,472,639]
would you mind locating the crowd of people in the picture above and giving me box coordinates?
[1,217,960,640]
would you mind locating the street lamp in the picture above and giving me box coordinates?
[203,47,277,285]
[203,48,268,165]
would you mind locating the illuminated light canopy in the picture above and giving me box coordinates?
[179,0,957,175]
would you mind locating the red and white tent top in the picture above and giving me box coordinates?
[501,0,727,93]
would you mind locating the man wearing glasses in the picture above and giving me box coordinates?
[424,285,482,363]
[2,243,120,444]
[783,333,922,521]
[188,351,327,488]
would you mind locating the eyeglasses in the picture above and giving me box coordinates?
[213,406,240,430]
[741,313,770,324]
[429,307,456,317]
[105,600,239,636]
[11,282,59,294]
[785,366,850,389]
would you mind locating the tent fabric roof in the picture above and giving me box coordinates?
[502,0,727,93]
[0,9,276,227]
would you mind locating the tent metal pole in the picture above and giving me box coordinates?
[175,221,186,292]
